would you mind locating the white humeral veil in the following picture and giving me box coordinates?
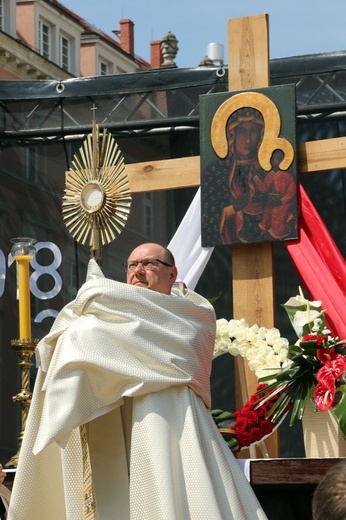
[8,259,266,520]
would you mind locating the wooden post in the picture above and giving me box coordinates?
[227,14,278,458]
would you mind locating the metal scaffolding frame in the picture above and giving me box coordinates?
[1,51,346,146]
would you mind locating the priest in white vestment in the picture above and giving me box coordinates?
[8,243,267,520]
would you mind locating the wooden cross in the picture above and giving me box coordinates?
[124,14,346,457]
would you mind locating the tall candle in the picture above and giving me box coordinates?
[11,238,36,341]
[14,254,32,340]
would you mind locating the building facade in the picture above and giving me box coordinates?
[0,0,160,81]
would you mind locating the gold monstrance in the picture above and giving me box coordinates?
[61,114,131,518]
[62,113,131,263]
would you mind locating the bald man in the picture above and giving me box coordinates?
[125,243,178,294]
[8,244,267,520]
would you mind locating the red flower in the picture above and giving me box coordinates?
[316,365,336,387]
[246,410,260,425]
[237,432,252,449]
[241,401,255,412]
[218,383,281,451]
[256,383,268,392]
[260,420,274,435]
[302,333,328,345]
[234,416,248,433]
[250,427,263,442]
[327,355,346,379]
[314,381,336,411]
[316,347,335,364]
[316,353,346,380]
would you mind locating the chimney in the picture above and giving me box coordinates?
[150,40,162,68]
[119,19,134,56]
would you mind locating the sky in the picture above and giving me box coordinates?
[61,0,346,68]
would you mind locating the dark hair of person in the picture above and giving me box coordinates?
[161,246,175,267]
[312,461,346,520]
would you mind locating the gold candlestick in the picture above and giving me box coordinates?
[6,237,38,468]
[6,339,38,468]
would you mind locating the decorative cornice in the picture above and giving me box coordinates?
[0,30,74,80]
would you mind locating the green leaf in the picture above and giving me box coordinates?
[332,384,346,439]
[255,382,288,409]
[275,364,301,381]
[288,378,309,424]
[297,393,308,421]
[223,436,239,452]
[299,340,318,349]
[267,392,292,422]
[211,409,235,423]
[208,291,222,304]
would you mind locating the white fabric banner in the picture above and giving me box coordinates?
[168,188,213,290]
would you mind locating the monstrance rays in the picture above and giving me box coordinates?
[62,118,131,261]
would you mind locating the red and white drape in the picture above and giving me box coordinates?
[169,185,346,339]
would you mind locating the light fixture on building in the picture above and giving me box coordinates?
[207,43,224,67]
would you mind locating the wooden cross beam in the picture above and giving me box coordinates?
[125,14,346,457]
[125,136,346,192]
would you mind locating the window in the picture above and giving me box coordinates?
[98,56,114,76]
[59,35,69,71]
[0,0,3,31]
[100,61,108,76]
[39,21,50,59]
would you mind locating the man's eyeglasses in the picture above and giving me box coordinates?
[123,257,173,273]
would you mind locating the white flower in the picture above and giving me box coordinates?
[265,353,281,369]
[270,337,289,353]
[228,344,240,356]
[284,295,322,309]
[282,291,326,338]
[277,348,290,362]
[213,318,290,379]
[293,309,324,330]
[238,342,251,357]
[311,318,323,332]
[264,327,281,345]
[216,318,230,337]
[248,359,263,373]
[215,337,231,351]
